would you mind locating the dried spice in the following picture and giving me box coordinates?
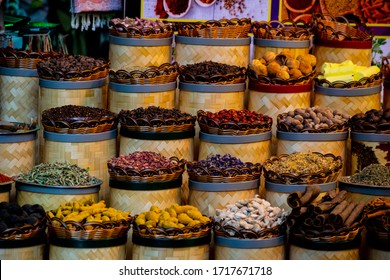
[351,142,380,172]
[165,0,189,15]
[107,151,179,172]
[351,108,390,133]
[0,202,46,231]
[118,106,196,127]
[16,162,100,187]
[277,106,350,133]
[263,152,342,177]
[179,61,247,84]
[0,121,37,133]
[0,173,13,183]
[347,164,390,186]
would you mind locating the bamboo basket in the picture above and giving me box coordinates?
[132,221,212,260]
[0,181,12,202]
[174,36,250,68]
[265,181,337,213]
[276,131,349,175]
[0,244,46,260]
[109,81,176,113]
[314,84,381,117]
[15,180,101,211]
[289,244,360,260]
[109,36,173,71]
[188,179,260,217]
[42,130,117,202]
[198,131,272,164]
[248,82,312,155]
[0,67,39,124]
[214,235,286,260]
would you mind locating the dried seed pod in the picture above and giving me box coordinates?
[275,54,287,66]
[299,60,312,75]
[267,61,282,77]
[263,51,277,63]
[289,68,303,79]
[286,58,300,69]
[276,69,290,80]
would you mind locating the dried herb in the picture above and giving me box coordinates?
[347,164,390,186]
[351,141,379,173]
[16,162,100,186]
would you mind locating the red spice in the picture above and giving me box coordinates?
[165,0,189,15]
[154,0,168,18]
[0,173,13,183]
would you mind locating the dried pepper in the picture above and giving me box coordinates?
[0,173,13,183]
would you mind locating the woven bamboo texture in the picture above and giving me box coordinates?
[17,190,99,211]
[109,88,175,114]
[132,244,209,260]
[0,191,9,202]
[0,75,39,123]
[314,45,372,70]
[289,244,359,260]
[109,187,181,215]
[350,140,388,174]
[0,245,45,260]
[214,244,285,260]
[175,44,250,68]
[314,93,381,118]
[0,141,36,176]
[265,190,328,213]
[367,247,390,260]
[49,244,126,260]
[119,136,193,204]
[276,139,347,175]
[40,86,107,113]
[254,45,309,60]
[109,44,171,71]
[198,140,271,164]
[42,138,116,202]
[248,90,311,155]
[189,188,258,217]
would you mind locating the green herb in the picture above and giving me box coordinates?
[348,164,390,186]
[16,162,100,186]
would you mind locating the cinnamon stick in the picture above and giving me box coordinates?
[329,200,350,225]
[291,206,308,218]
[314,190,348,214]
[367,209,390,220]
[298,185,321,207]
[313,213,329,227]
[338,201,358,226]
[303,217,314,227]
[344,202,365,227]
[287,191,303,209]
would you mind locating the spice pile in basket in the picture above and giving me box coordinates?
[109,17,174,37]
[277,106,350,133]
[15,161,100,187]
[179,61,247,84]
[343,164,390,187]
[36,54,109,81]
[135,204,210,229]
[0,172,13,183]
[249,50,316,82]
[213,195,288,237]
[262,152,343,184]
[350,108,390,133]
[0,121,37,133]
[47,199,130,229]
[287,187,365,242]
[0,202,46,232]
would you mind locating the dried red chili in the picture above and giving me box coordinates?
[0,173,13,183]
[165,0,189,15]
[155,0,168,18]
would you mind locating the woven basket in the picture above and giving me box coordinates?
[177,18,251,39]
[0,181,11,202]
[0,48,60,69]
[109,21,174,39]
[109,35,173,71]
[0,219,47,260]
[289,244,359,260]
[0,67,39,124]
[131,220,211,260]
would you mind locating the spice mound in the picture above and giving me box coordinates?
[107,151,185,181]
[248,50,317,85]
[342,164,390,187]
[198,109,272,134]
[109,17,174,38]
[118,106,196,129]
[41,105,117,133]
[133,203,211,240]
[36,54,109,81]
[0,202,46,234]
[179,61,247,84]
[287,188,365,243]
[47,199,131,237]
[15,162,101,187]
[263,152,343,184]
[277,106,350,133]
[213,195,288,238]
[351,108,390,133]
[0,172,13,184]
[186,153,262,182]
